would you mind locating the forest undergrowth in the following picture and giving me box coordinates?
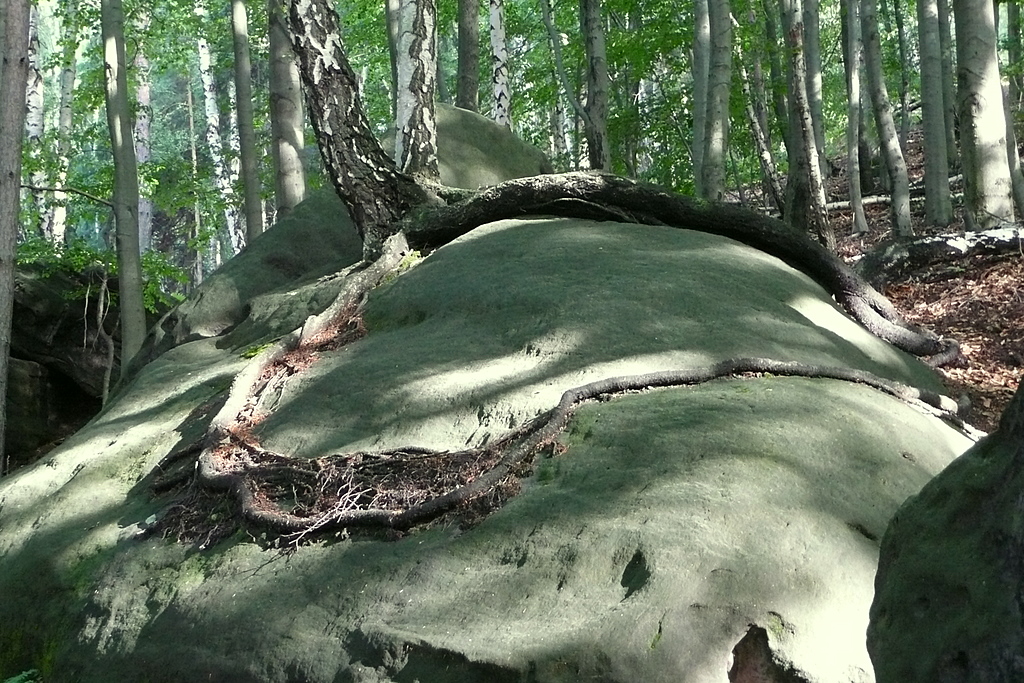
[829,131,1022,432]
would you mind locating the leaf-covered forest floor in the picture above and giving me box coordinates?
[828,131,1022,433]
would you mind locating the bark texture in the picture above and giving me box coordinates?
[702,0,731,200]
[844,0,869,234]
[489,0,510,127]
[692,0,710,195]
[395,0,440,179]
[954,0,1014,228]
[288,0,427,251]
[268,0,306,218]
[581,0,611,170]
[0,0,31,472]
[456,0,479,111]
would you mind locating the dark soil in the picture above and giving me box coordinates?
[830,130,1022,433]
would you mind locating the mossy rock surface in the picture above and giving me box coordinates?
[0,217,972,682]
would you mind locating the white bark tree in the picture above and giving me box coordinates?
[489,0,510,127]
[702,0,731,201]
[395,0,440,179]
[691,0,710,195]
[268,0,306,218]
[134,35,153,252]
[953,0,1014,228]
[844,0,869,233]
[25,4,47,234]
[581,0,610,170]
[456,0,479,111]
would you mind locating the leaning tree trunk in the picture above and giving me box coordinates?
[953,0,1014,228]
[268,0,306,218]
[489,0,511,127]
[1003,84,1024,216]
[782,0,833,249]
[702,0,731,201]
[456,0,479,111]
[395,0,440,180]
[736,39,784,213]
[918,0,953,226]
[50,0,78,245]
[232,0,265,241]
[844,0,869,233]
[288,0,427,252]
[862,0,913,236]
[0,0,31,473]
[101,0,147,369]
[581,0,611,170]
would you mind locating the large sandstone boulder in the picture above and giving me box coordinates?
[0,215,974,682]
[868,383,1024,682]
[382,103,552,188]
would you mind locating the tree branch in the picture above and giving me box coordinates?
[20,183,113,207]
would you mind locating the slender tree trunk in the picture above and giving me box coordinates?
[101,0,147,369]
[737,42,784,213]
[862,0,913,235]
[803,0,827,178]
[954,0,1014,228]
[1004,84,1024,216]
[692,0,710,195]
[489,0,510,127]
[396,0,440,179]
[196,4,242,255]
[456,0,479,111]
[268,0,306,218]
[288,0,426,252]
[386,0,401,118]
[844,0,869,233]
[186,77,205,285]
[232,0,264,241]
[702,0,731,201]
[782,0,833,249]
[894,0,911,150]
[581,0,611,170]
[25,4,47,236]
[134,44,153,252]
[918,0,953,225]
[938,0,958,169]
[50,0,77,245]
[0,0,31,473]
[1010,1,1022,112]
[762,0,789,148]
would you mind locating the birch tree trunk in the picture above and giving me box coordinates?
[737,44,783,213]
[134,45,153,252]
[918,0,953,225]
[288,0,426,252]
[456,0,479,111]
[185,77,206,285]
[702,0,731,201]
[893,0,910,149]
[232,0,264,241]
[581,0,611,170]
[862,0,913,235]
[844,0,869,233]
[489,0,511,127]
[691,0,710,195]
[0,0,31,473]
[954,0,1014,228]
[101,0,147,369]
[25,4,47,235]
[1004,84,1024,216]
[268,0,306,218]
[1010,1,1022,112]
[395,0,440,179]
[50,0,77,245]
[196,4,241,255]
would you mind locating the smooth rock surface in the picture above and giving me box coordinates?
[0,216,974,683]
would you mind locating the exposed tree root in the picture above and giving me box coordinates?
[154,182,977,547]
[402,172,960,364]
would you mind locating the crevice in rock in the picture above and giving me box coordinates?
[728,625,812,683]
